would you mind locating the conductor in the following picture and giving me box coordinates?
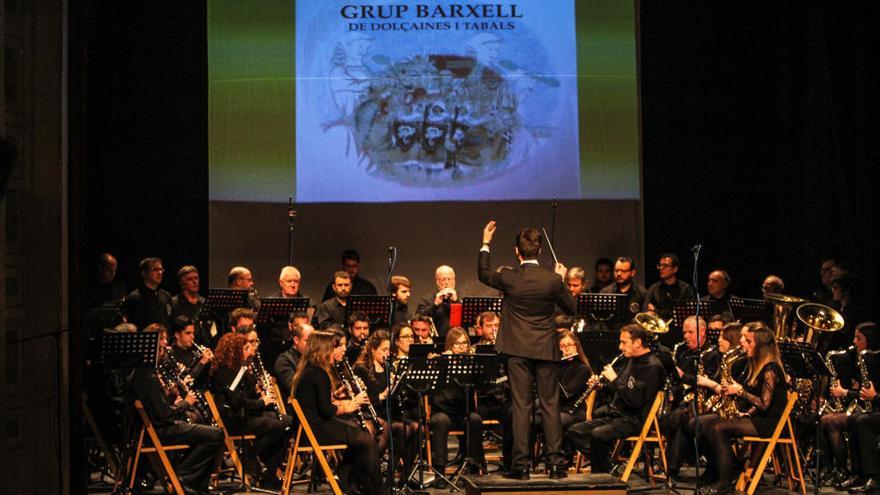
[478,220,576,479]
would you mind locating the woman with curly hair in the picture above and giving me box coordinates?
[293,331,381,494]
[211,332,292,489]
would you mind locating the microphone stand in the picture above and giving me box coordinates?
[550,199,558,246]
[386,356,397,494]
[691,243,702,495]
[287,197,296,266]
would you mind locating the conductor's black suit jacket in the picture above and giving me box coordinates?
[478,251,577,361]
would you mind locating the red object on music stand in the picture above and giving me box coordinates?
[449,302,463,327]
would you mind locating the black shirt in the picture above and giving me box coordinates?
[559,357,593,410]
[700,293,734,319]
[316,298,347,328]
[274,348,302,397]
[601,282,648,319]
[644,279,696,321]
[171,293,212,345]
[131,368,186,428]
[608,352,666,419]
[125,283,172,330]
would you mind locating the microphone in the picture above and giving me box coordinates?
[387,246,395,266]
[690,244,702,256]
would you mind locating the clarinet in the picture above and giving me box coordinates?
[334,360,370,432]
[343,359,385,434]
[163,349,216,426]
[568,353,623,415]
[252,352,285,422]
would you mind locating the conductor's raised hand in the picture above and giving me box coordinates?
[555,262,567,278]
[483,220,497,245]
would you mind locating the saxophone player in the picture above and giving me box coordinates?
[691,322,788,495]
[662,316,719,479]
[838,322,880,492]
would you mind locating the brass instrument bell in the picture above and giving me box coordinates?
[764,293,808,341]
[796,302,845,346]
[634,312,670,334]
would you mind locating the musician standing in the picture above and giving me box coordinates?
[477,220,575,479]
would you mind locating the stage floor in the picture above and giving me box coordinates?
[86,466,851,494]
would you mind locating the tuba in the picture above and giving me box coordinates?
[634,311,670,336]
[796,303,845,347]
[764,293,808,341]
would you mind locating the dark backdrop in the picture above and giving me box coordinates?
[69,1,878,491]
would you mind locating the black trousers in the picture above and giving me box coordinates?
[661,404,694,471]
[430,411,484,469]
[158,421,224,490]
[566,406,641,473]
[847,411,880,478]
[507,355,565,469]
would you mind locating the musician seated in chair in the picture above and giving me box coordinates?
[839,322,880,492]
[566,324,665,474]
[429,327,486,476]
[293,331,381,494]
[168,315,213,391]
[132,323,224,495]
[661,315,719,479]
[512,329,593,470]
[689,322,788,495]
[211,332,293,489]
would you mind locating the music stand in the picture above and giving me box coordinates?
[409,343,444,358]
[578,293,631,331]
[256,297,309,327]
[778,340,831,495]
[729,297,769,324]
[439,353,499,486]
[392,357,458,493]
[345,295,394,328]
[99,331,161,494]
[578,331,623,370]
[461,297,502,330]
[671,300,714,328]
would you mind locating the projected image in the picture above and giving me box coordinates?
[297,1,580,202]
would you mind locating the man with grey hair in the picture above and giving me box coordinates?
[275,265,305,299]
[564,267,587,298]
[416,265,459,338]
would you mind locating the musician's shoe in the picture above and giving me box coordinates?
[699,481,734,495]
[850,477,880,493]
[842,476,868,491]
[548,465,568,479]
[502,468,530,480]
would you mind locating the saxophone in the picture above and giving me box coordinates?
[706,346,746,419]
[681,344,716,412]
[820,346,853,415]
[847,349,874,415]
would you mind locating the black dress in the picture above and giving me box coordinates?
[295,364,380,494]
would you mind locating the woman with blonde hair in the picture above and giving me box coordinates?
[693,322,788,494]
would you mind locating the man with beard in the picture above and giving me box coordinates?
[601,257,647,321]
[389,275,412,326]
[316,271,352,328]
[321,249,377,301]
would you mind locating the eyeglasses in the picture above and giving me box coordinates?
[453,341,469,347]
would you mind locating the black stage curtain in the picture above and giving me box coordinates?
[640,1,879,316]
